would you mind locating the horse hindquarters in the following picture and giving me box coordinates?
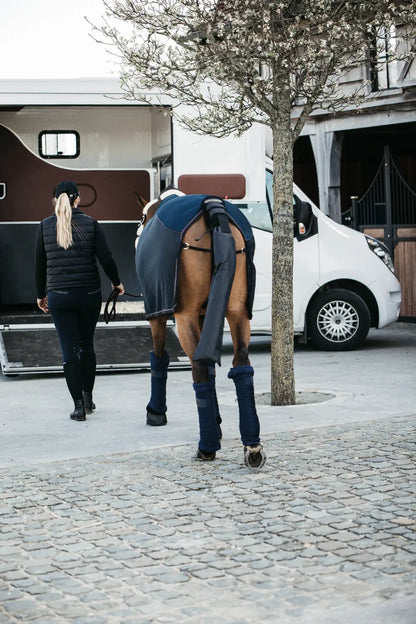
[176,212,265,466]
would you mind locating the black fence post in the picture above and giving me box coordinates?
[383,145,394,255]
[351,196,359,230]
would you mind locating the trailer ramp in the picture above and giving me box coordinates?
[0,319,190,376]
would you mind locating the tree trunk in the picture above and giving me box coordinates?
[270,98,296,406]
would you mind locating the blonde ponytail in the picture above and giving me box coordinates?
[55,193,73,249]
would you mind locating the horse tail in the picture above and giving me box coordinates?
[193,197,236,365]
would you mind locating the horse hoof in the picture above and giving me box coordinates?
[146,411,167,426]
[194,448,216,461]
[244,445,266,469]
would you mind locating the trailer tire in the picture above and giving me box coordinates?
[307,288,371,351]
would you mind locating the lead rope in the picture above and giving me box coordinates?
[104,287,142,324]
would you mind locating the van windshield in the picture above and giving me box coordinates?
[266,169,273,208]
[236,200,272,233]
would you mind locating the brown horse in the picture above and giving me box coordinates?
[135,190,266,468]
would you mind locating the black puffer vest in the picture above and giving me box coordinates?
[42,208,100,291]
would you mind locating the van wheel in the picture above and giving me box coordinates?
[307,289,371,351]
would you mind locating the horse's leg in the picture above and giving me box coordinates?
[175,312,221,459]
[227,228,266,468]
[147,315,169,426]
[175,220,221,459]
[193,270,223,440]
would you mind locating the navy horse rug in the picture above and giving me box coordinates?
[135,193,256,323]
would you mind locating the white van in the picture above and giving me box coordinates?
[237,166,401,350]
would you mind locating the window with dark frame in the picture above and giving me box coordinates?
[369,25,396,92]
[38,130,80,159]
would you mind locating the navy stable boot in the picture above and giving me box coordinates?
[146,351,169,426]
[228,365,266,468]
[193,381,221,460]
[228,365,260,446]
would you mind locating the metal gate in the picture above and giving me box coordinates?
[343,146,416,318]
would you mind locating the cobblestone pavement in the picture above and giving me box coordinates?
[1,415,415,624]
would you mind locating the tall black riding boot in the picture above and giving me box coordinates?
[63,360,86,421]
[79,351,96,414]
[70,399,86,422]
[83,392,95,414]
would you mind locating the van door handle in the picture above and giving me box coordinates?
[0,183,6,200]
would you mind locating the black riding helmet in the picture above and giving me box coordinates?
[54,181,79,200]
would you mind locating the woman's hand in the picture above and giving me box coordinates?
[37,297,49,313]
[113,283,125,295]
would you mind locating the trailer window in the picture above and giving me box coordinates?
[39,131,80,159]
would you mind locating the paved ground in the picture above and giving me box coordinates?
[0,322,415,623]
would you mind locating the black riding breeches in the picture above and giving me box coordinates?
[48,287,102,363]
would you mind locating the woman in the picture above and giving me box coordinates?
[35,180,124,421]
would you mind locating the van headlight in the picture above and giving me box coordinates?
[365,235,395,274]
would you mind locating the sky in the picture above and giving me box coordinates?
[0,0,119,79]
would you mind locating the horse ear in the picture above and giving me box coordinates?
[135,193,148,211]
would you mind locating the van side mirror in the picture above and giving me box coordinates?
[293,196,318,241]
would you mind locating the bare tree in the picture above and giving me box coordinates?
[93,0,416,404]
